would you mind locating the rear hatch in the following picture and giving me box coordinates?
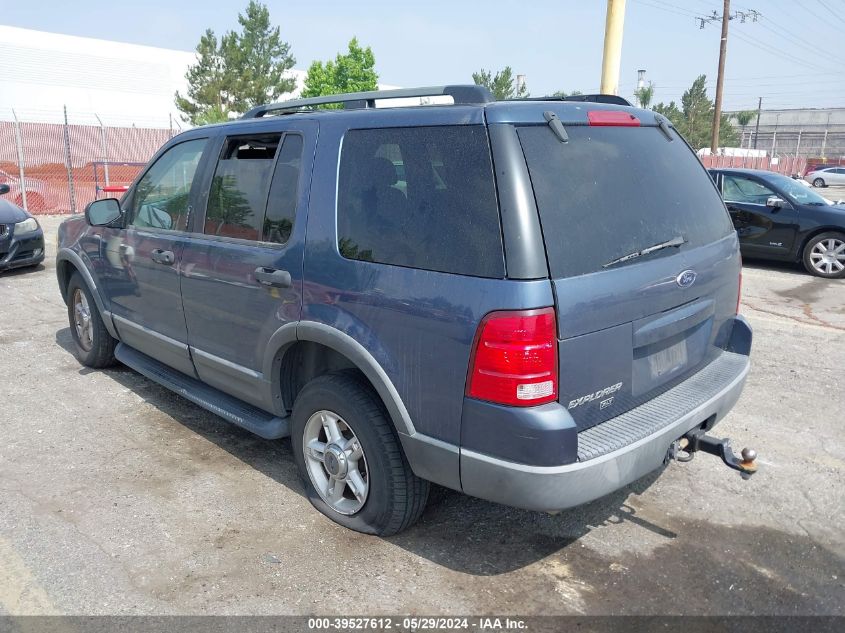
[513,106,740,430]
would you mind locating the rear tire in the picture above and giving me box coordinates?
[66,272,117,367]
[291,371,429,535]
[802,232,845,278]
[812,178,826,188]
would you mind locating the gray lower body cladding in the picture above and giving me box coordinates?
[459,349,750,512]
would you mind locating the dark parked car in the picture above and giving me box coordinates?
[709,168,845,278]
[0,183,45,271]
[56,86,754,535]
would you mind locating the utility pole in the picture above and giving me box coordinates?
[600,0,627,95]
[697,6,759,152]
[710,0,730,153]
[752,96,762,149]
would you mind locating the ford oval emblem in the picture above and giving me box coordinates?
[676,270,697,288]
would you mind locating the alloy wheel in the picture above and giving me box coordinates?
[302,409,369,515]
[72,288,93,351]
[809,238,845,275]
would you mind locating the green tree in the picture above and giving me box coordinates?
[300,38,378,103]
[175,1,296,125]
[551,90,583,98]
[472,67,528,100]
[734,110,756,147]
[653,101,683,123]
[652,75,737,149]
[634,82,655,109]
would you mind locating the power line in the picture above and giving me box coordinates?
[729,29,829,72]
[815,0,845,26]
[629,0,698,18]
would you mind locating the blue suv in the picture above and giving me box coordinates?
[56,86,754,534]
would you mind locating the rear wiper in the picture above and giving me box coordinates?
[602,235,687,269]
[544,111,568,143]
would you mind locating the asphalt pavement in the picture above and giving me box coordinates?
[0,214,842,616]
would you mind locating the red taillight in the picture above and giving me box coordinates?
[736,268,743,314]
[587,110,641,127]
[466,307,558,407]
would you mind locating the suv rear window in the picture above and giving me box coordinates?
[337,126,504,278]
[518,125,733,279]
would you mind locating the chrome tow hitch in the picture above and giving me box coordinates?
[669,429,758,480]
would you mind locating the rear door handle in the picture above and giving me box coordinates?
[151,249,175,265]
[254,267,292,288]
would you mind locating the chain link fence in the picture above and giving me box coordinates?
[0,108,182,215]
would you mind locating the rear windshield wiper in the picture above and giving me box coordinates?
[602,235,687,269]
[544,111,568,143]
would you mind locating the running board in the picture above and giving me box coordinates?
[115,343,290,440]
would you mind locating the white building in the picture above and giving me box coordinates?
[0,25,309,128]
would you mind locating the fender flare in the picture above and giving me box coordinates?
[264,320,416,437]
[56,248,119,340]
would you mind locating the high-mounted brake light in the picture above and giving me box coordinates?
[587,111,641,127]
[466,307,558,407]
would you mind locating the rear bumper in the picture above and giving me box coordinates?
[460,347,750,512]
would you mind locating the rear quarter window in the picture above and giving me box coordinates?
[337,125,505,278]
[518,125,733,279]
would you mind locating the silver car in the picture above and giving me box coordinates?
[807,167,845,188]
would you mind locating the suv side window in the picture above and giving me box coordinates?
[723,175,776,205]
[129,138,207,230]
[263,134,303,244]
[336,126,504,278]
[205,133,281,241]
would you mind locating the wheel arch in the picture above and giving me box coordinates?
[266,321,416,437]
[795,226,845,262]
[56,248,119,339]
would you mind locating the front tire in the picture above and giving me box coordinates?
[812,178,826,188]
[802,232,845,278]
[291,371,429,535]
[66,272,117,367]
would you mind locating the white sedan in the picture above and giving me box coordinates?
[807,167,845,188]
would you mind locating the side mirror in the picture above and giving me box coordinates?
[85,198,123,226]
[0,183,9,196]
[766,196,786,210]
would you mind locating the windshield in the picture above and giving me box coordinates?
[766,173,829,206]
[517,125,733,279]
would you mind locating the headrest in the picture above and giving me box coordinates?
[366,157,398,188]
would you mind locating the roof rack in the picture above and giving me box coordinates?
[241,85,495,119]
[523,93,633,107]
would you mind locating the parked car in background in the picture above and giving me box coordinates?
[0,169,48,212]
[56,86,755,535]
[709,168,845,278]
[0,183,45,271]
[806,166,845,188]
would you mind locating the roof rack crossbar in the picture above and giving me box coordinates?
[241,85,494,119]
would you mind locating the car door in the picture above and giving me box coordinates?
[100,136,211,376]
[179,121,315,411]
[830,168,845,186]
[722,173,798,256]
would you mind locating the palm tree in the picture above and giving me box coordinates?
[735,110,756,148]
[633,82,655,109]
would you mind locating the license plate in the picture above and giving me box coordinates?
[649,339,688,379]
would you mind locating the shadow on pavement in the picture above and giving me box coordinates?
[0,263,46,277]
[54,326,681,576]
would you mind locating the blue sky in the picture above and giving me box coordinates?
[4,0,844,110]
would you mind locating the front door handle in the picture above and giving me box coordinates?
[254,267,292,288]
[151,249,175,265]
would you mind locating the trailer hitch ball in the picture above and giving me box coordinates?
[674,430,759,479]
[740,447,758,476]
